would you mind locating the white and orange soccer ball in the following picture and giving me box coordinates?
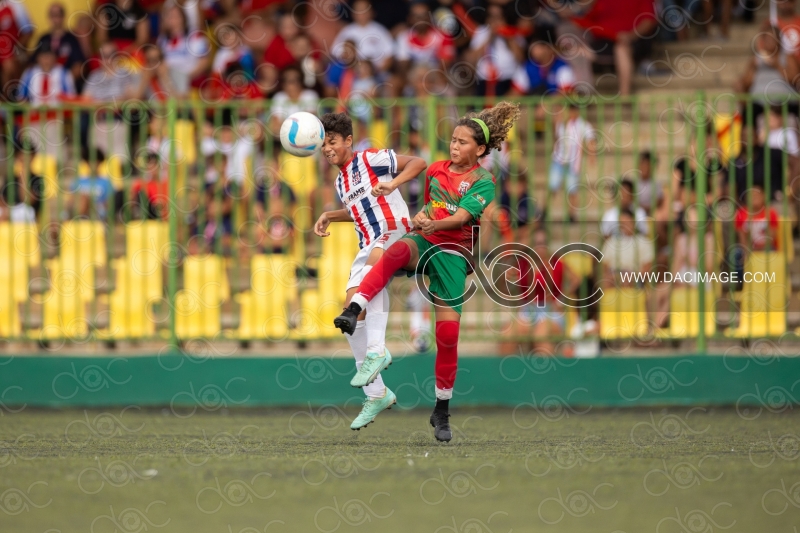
[279,112,325,157]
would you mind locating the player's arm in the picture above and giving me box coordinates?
[371,155,427,196]
[314,209,353,237]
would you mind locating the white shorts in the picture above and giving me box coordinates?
[346,230,407,291]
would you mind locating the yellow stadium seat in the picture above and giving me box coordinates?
[368,120,389,149]
[32,259,90,340]
[174,120,197,166]
[599,287,648,340]
[0,222,40,269]
[126,220,169,261]
[98,286,156,340]
[561,251,595,279]
[175,255,230,339]
[30,154,58,199]
[318,226,360,308]
[60,220,107,267]
[781,218,794,265]
[289,289,342,340]
[669,287,716,338]
[45,255,97,302]
[727,252,787,338]
[235,254,296,339]
[0,292,21,338]
[279,153,318,197]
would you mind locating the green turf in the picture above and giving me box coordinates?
[1,406,798,532]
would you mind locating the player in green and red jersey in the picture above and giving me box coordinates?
[333,102,521,442]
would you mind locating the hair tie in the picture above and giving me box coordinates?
[470,118,490,144]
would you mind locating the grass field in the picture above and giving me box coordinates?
[1,406,799,532]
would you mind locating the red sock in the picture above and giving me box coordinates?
[355,240,411,303]
[434,320,460,392]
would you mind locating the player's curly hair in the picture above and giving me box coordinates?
[321,112,353,140]
[455,101,521,158]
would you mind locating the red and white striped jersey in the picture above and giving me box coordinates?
[335,149,412,249]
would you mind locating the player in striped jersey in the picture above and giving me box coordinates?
[334,102,521,442]
[314,112,427,430]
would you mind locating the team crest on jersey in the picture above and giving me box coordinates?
[352,167,362,186]
[458,181,470,195]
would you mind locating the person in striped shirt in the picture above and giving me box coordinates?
[313,112,427,431]
[334,102,521,442]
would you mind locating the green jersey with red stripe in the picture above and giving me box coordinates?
[420,160,496,251]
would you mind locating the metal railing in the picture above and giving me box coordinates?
[0,94,797,355]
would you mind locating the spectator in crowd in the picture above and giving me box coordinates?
[725,123,798,204]
[145,115,184,170]
[67,148,114,219]
[734,26,798,113]
[759,104,800,156]
[735,181,780,255]
[269,66,320,138]
[253,171,296,254]
[129,45,177,101]
[0,0,33,99]
[255,61,280,99]
[131,151,168,220]
[601,179,649,238]
[549,103,596,222]
[633,151,663,215]
[395,1,456,77]
[572,0,658,96]
[212,23,256,80]
[289,33,323,90]
[497,172,541,244]
[700,0,732,40]
[512,228,578,356]
[654,203,718,327]
[512,29,575,95]
[157,4,211,97]
[467,3,524,96]
[82,41,137,159]
[325,39,359,97]
[0,146,44,223]
[18,44,76,158]
[34,3,87,92]
[346,59,378,141]
[96,0,149,52]
[672,124,722,215]
[600,208,654,288]
[332,0,395,74]
[774,0,800,60]
[259,14,295,72]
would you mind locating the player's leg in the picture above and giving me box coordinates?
[430,299,461,443]
[343,266,396,429]
[334,236,421,334]
[349,234,419,386]
[424,251,469,443]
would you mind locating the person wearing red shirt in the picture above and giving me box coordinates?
[396,2,456,76]
[572,0,657,96]
[735,182,780,256]
[772,0,800,62]
[131,152,169,220]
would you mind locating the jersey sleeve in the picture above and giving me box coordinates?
[364,148,397,176]
[458,177,496,218]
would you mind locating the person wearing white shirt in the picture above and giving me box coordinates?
[467,4,524,96]
[332,0,394,72]
[601,209,654,288]
[601,179,650,238]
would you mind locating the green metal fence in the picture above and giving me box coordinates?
[0,94,797,354]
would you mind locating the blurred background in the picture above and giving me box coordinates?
[0,0,798,358]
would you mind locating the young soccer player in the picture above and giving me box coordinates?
[333,102,521,442]
[313,112,427,430]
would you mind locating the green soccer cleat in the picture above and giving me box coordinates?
[351,388,397,430]
[350,348,392,388]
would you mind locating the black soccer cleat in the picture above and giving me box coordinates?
[333,302,362,335]
[429,410,452,442]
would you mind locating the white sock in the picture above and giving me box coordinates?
[366,288,389,355]
[347,319,386,399]
[435,387,453,400]
[351,293,368,309]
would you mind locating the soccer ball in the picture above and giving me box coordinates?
[279,112,325,157]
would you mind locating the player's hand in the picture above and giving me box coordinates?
[412,211,429,230]
[371,182,395,196]
[419,218,436,235]
[314,213,331,237]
